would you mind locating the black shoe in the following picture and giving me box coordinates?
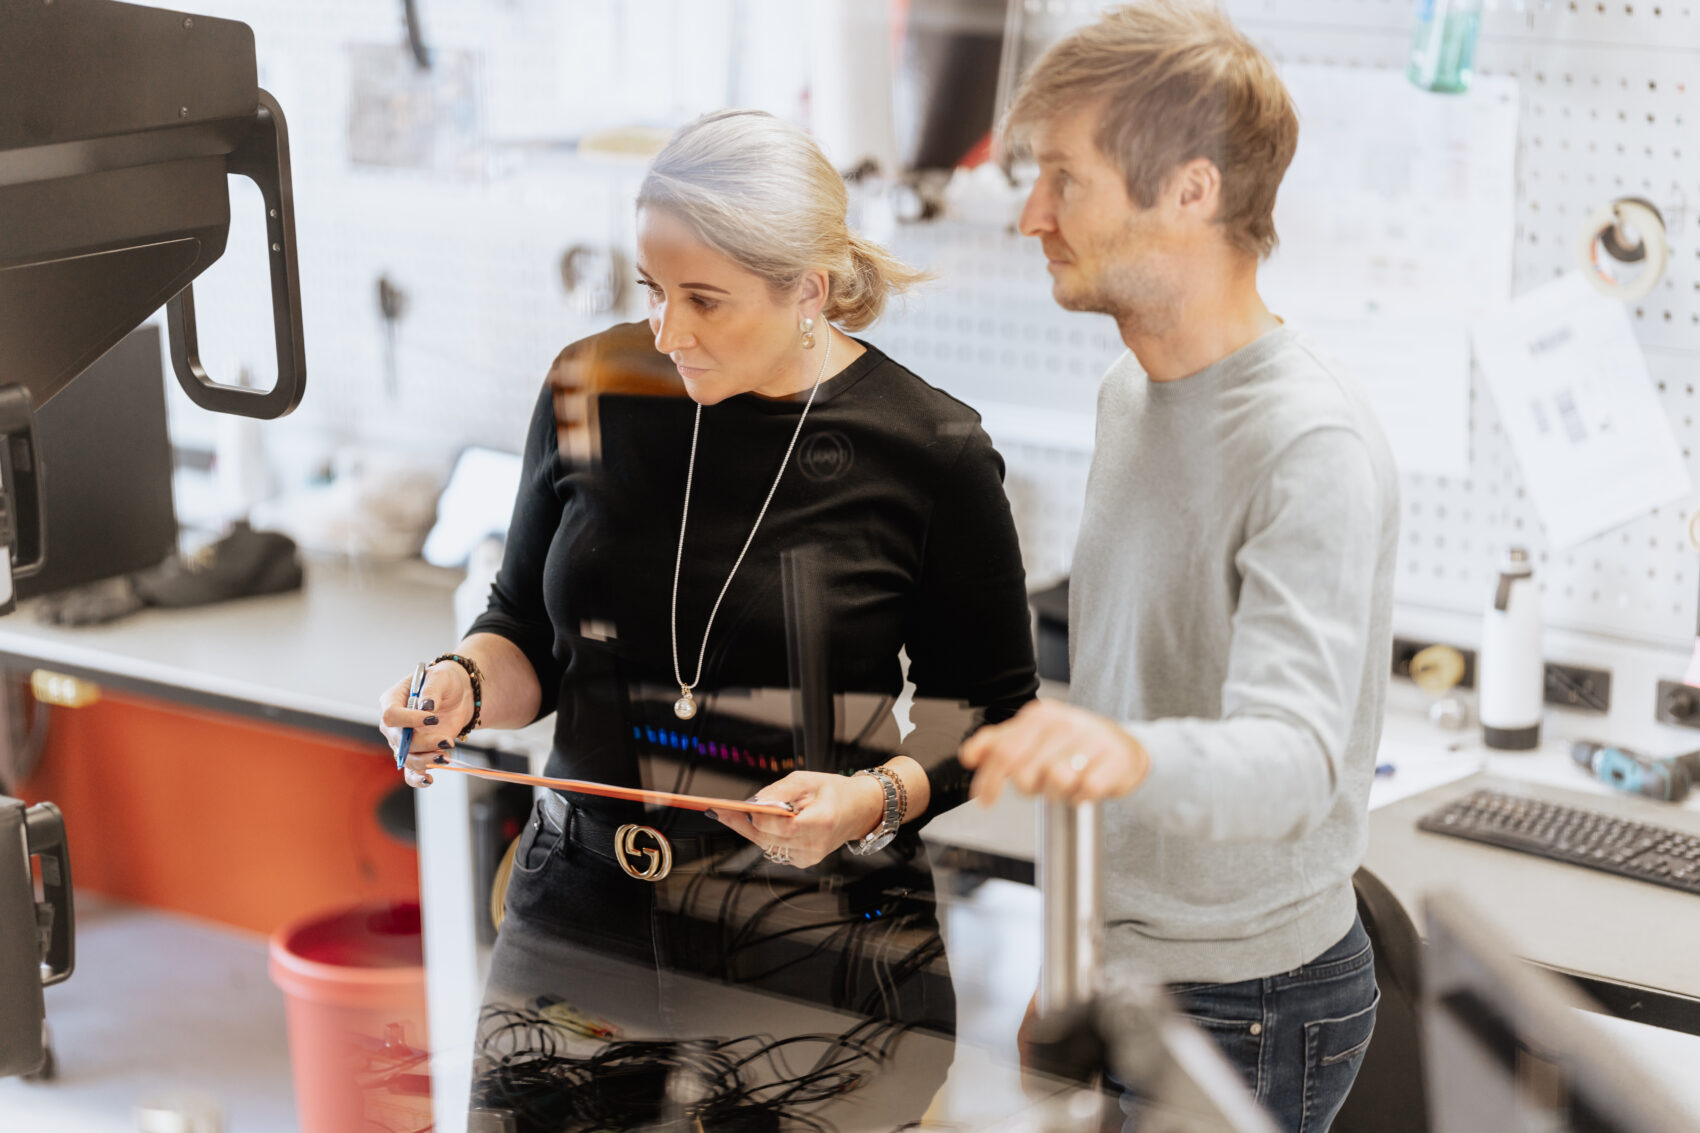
[131,521,304,608]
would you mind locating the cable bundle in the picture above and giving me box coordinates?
[470,1006,911,1133]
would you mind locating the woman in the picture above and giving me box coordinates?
[380,109,1036,1128]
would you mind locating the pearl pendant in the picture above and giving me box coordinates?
[673,689,697,720]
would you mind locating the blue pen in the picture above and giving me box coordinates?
[394,661,429,771]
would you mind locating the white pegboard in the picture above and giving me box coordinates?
[135,0,1700,648]
[966,1,1700,647]
[868,221,1126,415]
[1219,4,1700,646]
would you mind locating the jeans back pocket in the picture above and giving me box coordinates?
[1301,985,1380,1132]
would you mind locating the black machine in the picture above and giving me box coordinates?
[0,0,306,1079]
[0,0,305,609]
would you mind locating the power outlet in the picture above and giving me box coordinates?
[1543,663,1611,713]
[1655,680,1700,730]
[1391,637,1476,689]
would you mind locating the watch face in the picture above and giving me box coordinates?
[862,829,898,854]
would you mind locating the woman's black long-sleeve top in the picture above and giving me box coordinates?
[469,325,1038,831]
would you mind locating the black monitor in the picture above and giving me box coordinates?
[15,326,177,600]
[1423,891,1695,1133]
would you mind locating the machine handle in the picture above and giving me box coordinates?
[24,803,73,987]
[0,387,46,613]
[166,88,305,420]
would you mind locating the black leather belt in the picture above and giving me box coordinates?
[541,790,730,882]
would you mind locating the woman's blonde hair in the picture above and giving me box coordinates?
[637,110,927,331]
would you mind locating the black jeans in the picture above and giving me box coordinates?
[475,795,958,1130]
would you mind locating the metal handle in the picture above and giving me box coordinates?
[0,387,46,613]
[1038,800,1102,1016]
[24,803,73,987]
[167,88,305,420]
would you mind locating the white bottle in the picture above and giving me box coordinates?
[1479,546,1544,750]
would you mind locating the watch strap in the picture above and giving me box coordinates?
[846,767,905,856]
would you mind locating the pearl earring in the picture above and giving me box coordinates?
[800,316,816,350]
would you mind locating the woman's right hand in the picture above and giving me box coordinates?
[378,661,475,788]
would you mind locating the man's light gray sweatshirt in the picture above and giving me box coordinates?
[1069,324,1400,985]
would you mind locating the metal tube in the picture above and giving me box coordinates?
[1037,799,1102,1015]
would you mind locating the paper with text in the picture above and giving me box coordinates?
[1473,272,1689,551]
[1262,66,1519,478]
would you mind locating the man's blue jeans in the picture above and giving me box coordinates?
[1129,916,1379,1132]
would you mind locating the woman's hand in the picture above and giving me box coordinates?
[377,661,475,788]
[709,770,888,869]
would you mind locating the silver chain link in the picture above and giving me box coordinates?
[670,331,834,697]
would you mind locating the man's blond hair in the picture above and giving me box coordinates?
[1006,0,1298,259]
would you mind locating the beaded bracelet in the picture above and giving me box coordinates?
[433,652,484,739]
[879,764,909,823]
[848,764,909,823]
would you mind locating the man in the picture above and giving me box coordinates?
[958,3,1399,1128]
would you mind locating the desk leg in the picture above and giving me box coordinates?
[419,770,479,1133]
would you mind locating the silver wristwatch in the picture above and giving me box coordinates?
[846,767,905,856]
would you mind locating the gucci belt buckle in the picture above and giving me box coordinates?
[614,824,673,882]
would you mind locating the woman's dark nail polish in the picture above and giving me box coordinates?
[438,740,452,750]
[703,809,719,821]
[422,715,439,726]
[420,698,435,712]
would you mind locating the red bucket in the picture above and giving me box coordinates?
[268,901,431,1133]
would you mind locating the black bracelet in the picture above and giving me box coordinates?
[433,652,484,739]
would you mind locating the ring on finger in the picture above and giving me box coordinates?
[763,843,792,866]
[1068,752,1090,773]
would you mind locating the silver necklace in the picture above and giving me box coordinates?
[669,331,834,720]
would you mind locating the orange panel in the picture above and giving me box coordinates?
[19,691,419,936]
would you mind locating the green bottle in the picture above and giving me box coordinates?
[1407,0,1483,94]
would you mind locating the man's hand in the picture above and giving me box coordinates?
[959,699,1151,806]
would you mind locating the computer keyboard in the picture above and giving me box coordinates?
[1417,789,1700,897]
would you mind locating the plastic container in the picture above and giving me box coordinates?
[268,901,431,1133]
[1407,0,1482,93]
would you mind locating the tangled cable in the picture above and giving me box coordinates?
[468,1004,911,1133]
